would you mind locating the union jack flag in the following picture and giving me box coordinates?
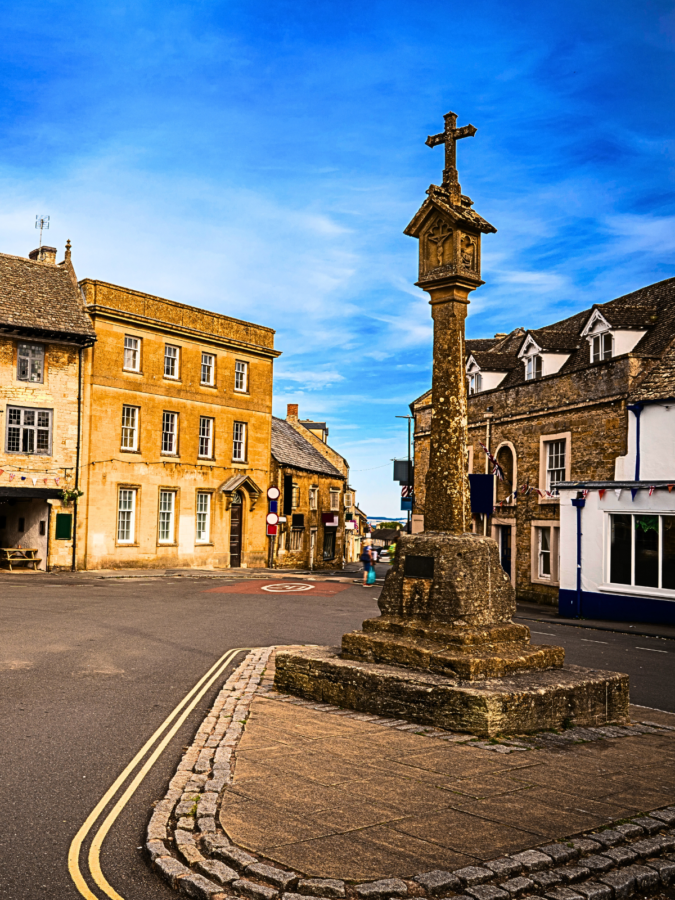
[479,442,504,480]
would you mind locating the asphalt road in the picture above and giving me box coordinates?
[1,572,674,900]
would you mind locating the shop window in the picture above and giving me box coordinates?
[609,514,675,590]
[323,528,336,560]
[17,343,44,383]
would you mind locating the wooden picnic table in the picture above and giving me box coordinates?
[0,548,42,571]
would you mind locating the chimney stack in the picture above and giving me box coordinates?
[287,403,299,420]
[29,246,57,264]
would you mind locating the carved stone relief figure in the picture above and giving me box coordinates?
[426,219,453,269]
[460,234,476,271]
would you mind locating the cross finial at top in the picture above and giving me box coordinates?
[426,111,477,204]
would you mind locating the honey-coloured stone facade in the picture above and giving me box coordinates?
[77,280,279,570]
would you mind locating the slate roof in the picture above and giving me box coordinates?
[469,351,519,371]
[0,252,96,342]
[271,417,345,478]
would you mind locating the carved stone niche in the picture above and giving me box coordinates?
[459,230,480,276]
[422,216,454,274]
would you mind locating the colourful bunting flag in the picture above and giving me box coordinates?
[599,489,606,499]
[649,486,656,496]
[614,488,621,499]
[631,489,638,501]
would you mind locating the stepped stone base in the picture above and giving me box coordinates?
[274,646,630,737]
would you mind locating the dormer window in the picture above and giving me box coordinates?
[525,355,542,380]
[468,372,482,395]
[591,333,612,362]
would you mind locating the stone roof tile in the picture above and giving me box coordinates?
[0,252,95,340]
[271,418,345,478]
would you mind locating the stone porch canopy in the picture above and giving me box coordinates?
[219,474,263,510]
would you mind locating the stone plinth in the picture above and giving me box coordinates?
[274,532,630,735]
[274,647,629,737]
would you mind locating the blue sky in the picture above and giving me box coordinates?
[1,0,674,516]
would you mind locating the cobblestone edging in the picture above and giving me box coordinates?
[146,647,675,900]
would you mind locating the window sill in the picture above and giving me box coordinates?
[122,368,142,375]
[531,576,559,586]
[157,542,177,547]
[538,497,560,505]
[195,541,214,547]
[160,453,179,458]
[115,542,139,548]
[200,382,217,388]
[598,583,675,601]
[120,448,141,454]
[198,456,215,461]
[163,377,181,383]
[233,390,250,395]
[231,460,248,466]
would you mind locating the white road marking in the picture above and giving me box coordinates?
[261,583,315,592]
[636,647,668,653]
[531,631,557,636]
[581,638,608,644]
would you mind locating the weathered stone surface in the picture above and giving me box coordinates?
[571,840,602,855]
[603,847,638,866]
[273,648,629,737]
[355,879,408,898]
[414,870,462,894]
[646,858,675,885]
[155,856,191,889]
[579,857,613,874]
[630,817,663,834]
[212,845,257,871]
[297,879,346,898]
[598,871,636,900]
[454,866,494,885]
[530,871,562,889]
[234,879,279,900]
[246,863,298,890]
[651,808,675,826]
[466,885,509,900]
[626,865,659,892]
[500,877,533,896]
[197,860,239,885]
[614,824,643,840]
[573,884,612,900]
[589,831,624,848]
[558,867,590,884]
[181,872,223,899]
[509,851,553,872]
[485,859,523,878]
[540,845,579,866]
[146,840,169,862]
[543,889,583,900]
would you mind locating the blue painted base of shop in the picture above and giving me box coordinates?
[559,588,675,626]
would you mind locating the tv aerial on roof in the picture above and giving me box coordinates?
[35,215,50,247]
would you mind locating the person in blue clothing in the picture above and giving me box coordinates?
[360,544,373,586]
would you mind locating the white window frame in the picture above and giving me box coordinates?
[591,332,613,363]
[538,432,571,504]
[117,488,137,544]
[121,405,139,451]
[124,336,140,372]
[344,491,353,507]
[604,512,675,594]
[164,345,179,379]
[468,372,482,395]
[330,489,340,511]
[196,492,212,544]
[232,421,246,461]
[234,360,248,392]
[292,483,300,509]
[158,490,176,543]
[17,342,45,383]
[546,440,566,495]
[201,352,215,386]
[530,520,560,585]
[309,486,318,510]
[525,354,543,381]
[162,412,178,455]
[199,416,213,458]
[5,406,52,455]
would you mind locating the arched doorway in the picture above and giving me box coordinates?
[230,491,243,567]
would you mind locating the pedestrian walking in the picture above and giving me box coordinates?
[360,544,373,586]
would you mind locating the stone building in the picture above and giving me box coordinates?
[0,244,96,570]
[411,276,675,607]
[76,278,279,569]
[271,405,347,569]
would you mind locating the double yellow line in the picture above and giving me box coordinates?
[68,647,247,900]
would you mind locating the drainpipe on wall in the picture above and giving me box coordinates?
[571,492,586,618]
[72,345,84,572]
[627,402,644,482]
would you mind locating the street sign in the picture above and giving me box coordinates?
[267,486,280,500]
[266,512,279,525]
[401,498,413,511]
[266,524,278,536]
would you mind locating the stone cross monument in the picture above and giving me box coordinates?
[274,110,629,736]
